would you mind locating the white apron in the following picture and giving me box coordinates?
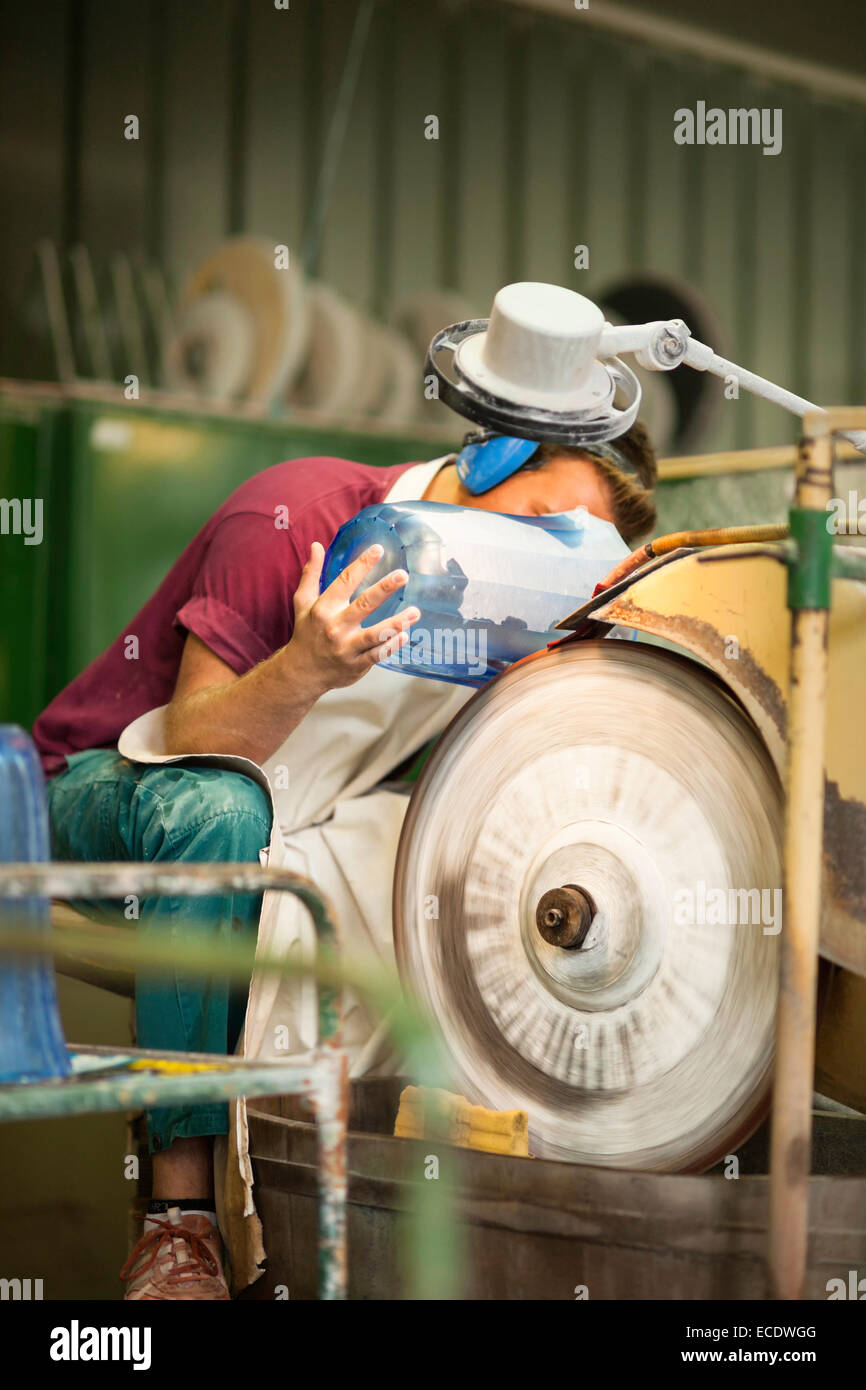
[117,458,472,1241]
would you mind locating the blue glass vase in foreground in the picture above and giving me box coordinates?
[321,499,631,686]
[0,725,70,1082]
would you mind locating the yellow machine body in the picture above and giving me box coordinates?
[591,544,866,1109]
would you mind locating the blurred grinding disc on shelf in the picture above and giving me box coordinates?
[394,641,782,1172]
[392,288,478,356]
[164,291,256,400]
[351,317,394,418]
[288,284,419,424]
[392,288,479,425]
[375,326,422,426]
[287,282,368,416]
[166,237,309,403]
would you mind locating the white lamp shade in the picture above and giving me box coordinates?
[455,282,613,412]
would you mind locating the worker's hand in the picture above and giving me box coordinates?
[289,541,419,693]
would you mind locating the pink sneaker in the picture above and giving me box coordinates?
[120,1208,230,1301]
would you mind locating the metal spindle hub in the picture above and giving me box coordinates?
[535,884,596,949]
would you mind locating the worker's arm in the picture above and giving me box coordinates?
[163,541,417,764]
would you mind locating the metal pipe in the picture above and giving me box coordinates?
[0,859,343,1040]
[683,340,866,456]
[312,1048,349,1302]
[0,859,473,1300]
[651,523,790,554]
[659,439,866,481]
[0,855,349,1299]
[0,1050,341,1122]
[499,0,866,107]
[300,0,375,279]
[599,523,790,589]
[832,546,866,583]
[766,408,866,1297]
[598,314,866,458]
[0,860,333,905]
[0,911,460,1300]
[770,604,827,1297]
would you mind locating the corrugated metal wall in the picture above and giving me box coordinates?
[2,0,866,451]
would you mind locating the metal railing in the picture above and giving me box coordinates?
[0,860,458,1300]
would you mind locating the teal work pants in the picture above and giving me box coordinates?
[47,750,272,1154]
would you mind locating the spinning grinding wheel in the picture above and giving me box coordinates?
[394,641,782,1172]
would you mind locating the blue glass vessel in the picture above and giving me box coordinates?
[0,725,70,1081]
[321,499,631,686]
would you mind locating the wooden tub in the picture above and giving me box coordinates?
[240,1080,866,1300]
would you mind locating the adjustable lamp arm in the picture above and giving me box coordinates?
[599,318,866,456]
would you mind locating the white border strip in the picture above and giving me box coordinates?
[499,0,866,106]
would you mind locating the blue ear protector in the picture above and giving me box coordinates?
[455,431,641,496]
[455,432,539,495]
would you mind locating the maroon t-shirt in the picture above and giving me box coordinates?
[33,456,416,778]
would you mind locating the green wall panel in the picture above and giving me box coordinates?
[4,0,866,457]
[0,397,72,726]
[0,388,456,727]
[61,399,451,674]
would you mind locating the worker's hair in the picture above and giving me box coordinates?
[527,418,658,543]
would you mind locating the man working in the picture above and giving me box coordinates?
[33,281,658,1299]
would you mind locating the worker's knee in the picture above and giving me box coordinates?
[191,771,272,859]
[127,765,272,863]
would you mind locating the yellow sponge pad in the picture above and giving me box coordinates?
[394,1085,529,1156]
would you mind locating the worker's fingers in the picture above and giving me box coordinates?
[318,544,386,615]
[364,626,411,666]
[342,566,410,625]
[354,606,420,653]
[293,541,326,614]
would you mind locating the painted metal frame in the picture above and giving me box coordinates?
[0,860,349,1300]
[768,408,866,1300]
[556,412,866,1298]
